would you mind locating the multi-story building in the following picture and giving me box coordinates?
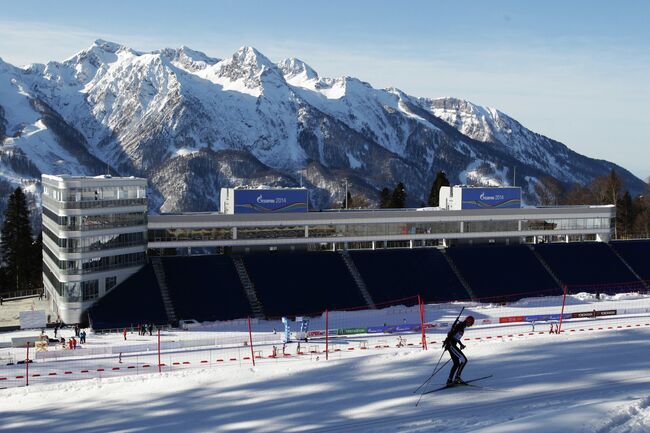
[147,205,615,254]
[41,177,618,323]
[41,175,148,323]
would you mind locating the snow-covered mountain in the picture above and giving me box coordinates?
[0,40,644,217]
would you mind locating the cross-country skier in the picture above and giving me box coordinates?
[443,315,474,385]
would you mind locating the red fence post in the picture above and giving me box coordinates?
[325,309,329,361]
[158,329,161,373]
[25,344,29,387]
[419,294,427,350]
[248,317,255,367]
[558,285,568,334]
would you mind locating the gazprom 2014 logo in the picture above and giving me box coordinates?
[257,194,287,204]
[479,192,505,201]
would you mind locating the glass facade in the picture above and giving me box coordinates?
[521,218,609,231]
[238,226,304,240]
[82,280,99,301]
[43,208,147,231]
[43,227,146,253]
[149,227,231,242]
[44,247,146,275]
[43,185,146,202]
[464,220,519,233]
[147,214,612,248]
[307,222,462,239]
[42,175,148,310]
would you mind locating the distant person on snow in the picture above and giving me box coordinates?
[443,315,474,385]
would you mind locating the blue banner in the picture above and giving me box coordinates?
[365,324,421,334]
[461,187,521,209]
[525,314,571,322]
[396,324,421,332]
[234,189,309,213]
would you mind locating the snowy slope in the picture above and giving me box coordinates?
[0,41,644,218]
[1,314,650,432]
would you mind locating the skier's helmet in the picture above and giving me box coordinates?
[464,316,475,326]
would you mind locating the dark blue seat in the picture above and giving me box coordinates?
[243,251,364,317]
[446,245,561,301]
[534,242,642,293]
[610,240,650,281]
[87,264,167,329]
[162,256,252,322]
[350,248,467,304]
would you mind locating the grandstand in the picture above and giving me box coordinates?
[86,238,649,330]
[610,240,650,281]
[533,242,644,293]
[161,255,252,322]
[350,248,467,304]
[242,251,365,317]
[88,264,167,329]
[446,244,562,301]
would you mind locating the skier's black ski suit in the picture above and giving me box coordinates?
[444,321,468,383]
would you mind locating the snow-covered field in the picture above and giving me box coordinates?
[2,294,650,432]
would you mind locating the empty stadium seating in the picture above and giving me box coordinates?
[87,264,168,329]
[534,242,642,293]
[88,240,648,329]
[349,248,467,304]
[611,240,650,281]
[445,245,562,301]
[162,255,252,322]
[242,251,365,317]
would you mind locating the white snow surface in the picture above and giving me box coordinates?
[2,294,650,433]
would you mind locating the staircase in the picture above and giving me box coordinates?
[527,245,565,290]
[339,250,375,309]
[440,249,476,300]
[606,243,650,290]
[150,257,178,325]
[231,255,265,319]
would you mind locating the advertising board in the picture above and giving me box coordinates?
[19,310,47,330]
[234,189,309,213]
[461,187,521,209]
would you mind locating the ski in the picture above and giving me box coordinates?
[422,374,494,395]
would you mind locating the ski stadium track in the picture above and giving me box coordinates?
[308,375,650,433]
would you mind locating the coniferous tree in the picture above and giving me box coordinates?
[427,171,450,207]
[29,233,43,289]
[0,188,35,292]
[617,191,634,238]
[390,182,407,208]
[379,188,391,208]
[632,194,649,238]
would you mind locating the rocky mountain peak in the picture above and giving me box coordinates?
[158,46,220,72]
[278,57,318,82]
[0,41,644,219]
[210,46,286,93]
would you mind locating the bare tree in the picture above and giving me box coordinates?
[534,176,564,206]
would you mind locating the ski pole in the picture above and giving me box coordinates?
[414,347,446,393]
[413,356,450,393]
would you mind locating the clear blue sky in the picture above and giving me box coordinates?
[1,0,648,180]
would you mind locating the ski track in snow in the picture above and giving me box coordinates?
[1,322,650,433]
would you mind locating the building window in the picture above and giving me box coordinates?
[82,280,99,301]
[105,276,117,292]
